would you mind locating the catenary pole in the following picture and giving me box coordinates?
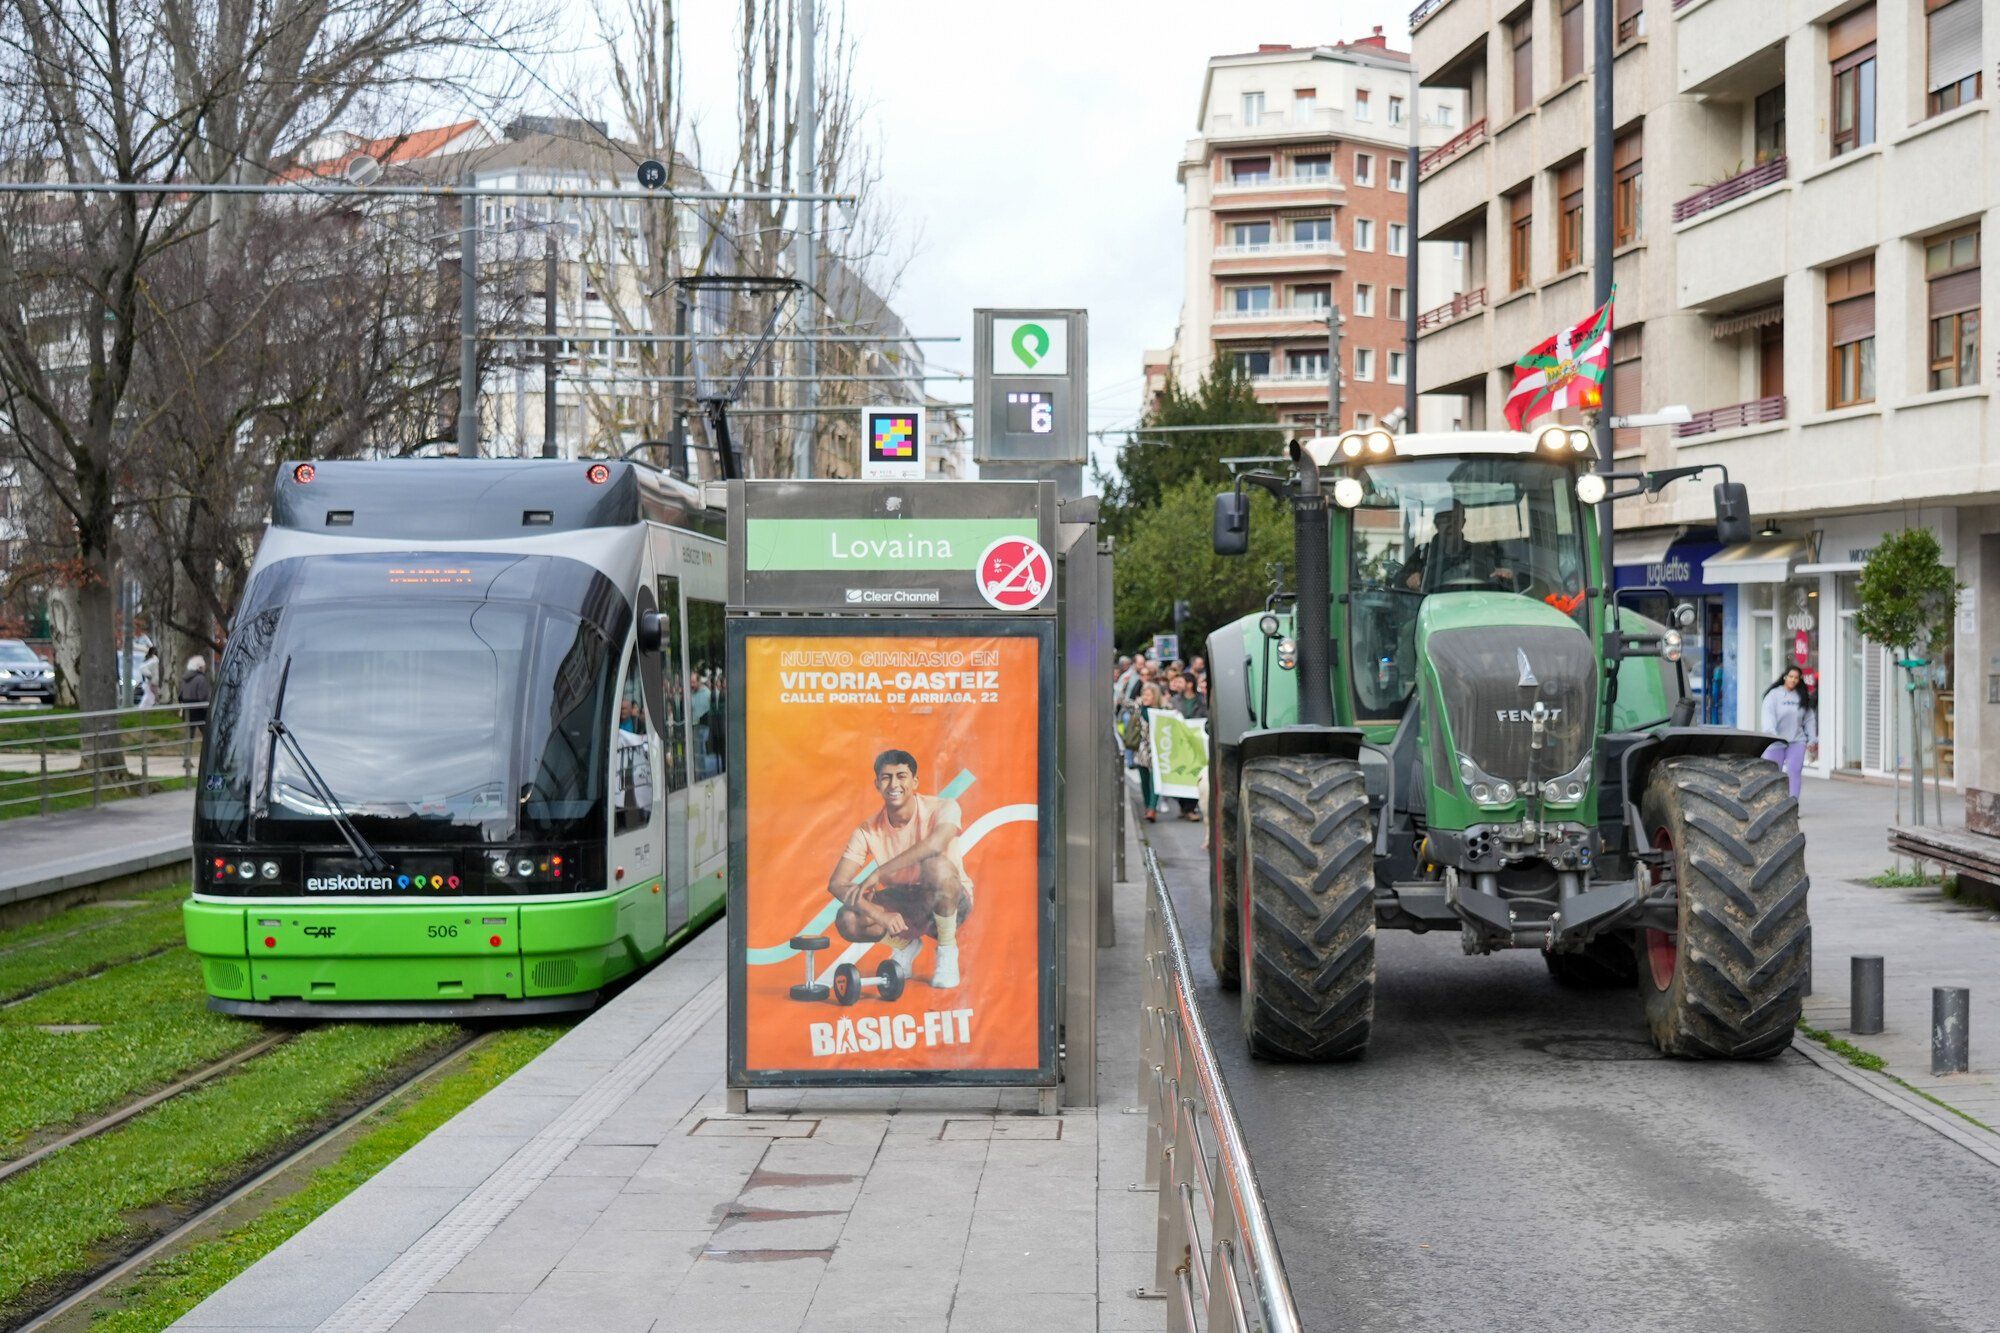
[1593,0,1616,672]
[1405,58,1420,428]
[458,190,480,458]
[1326,301,1342,431]
[542,234,558,458]
[792,0,818,480]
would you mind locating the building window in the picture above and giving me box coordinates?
[1387,222,1407,256]
[1355,347,1375,380]
[1926,0,1982,116]
[1829,7,1878,158]
[1230,285,1273,313]
[1353,283,1375,316]
[1508,187,1532,291]
[1287,349,1329,378]
[1293,283,1332,310]
[1355,412,1375,428]
[1561,0,1585,82]
[1294,88,1318,122]
[1388,287,1407,319]
[1754,86,1786,165]
[1294,153,1332,180]
[1436,104,1457,128]
[1611,326,1644,449]
[1557,160,1585,270]
[1616,0,1645,43]
[1293,216,1333,245]
[1230,156,1272,184]
[1355,89,1372,121]
[1389,96,1405,125]
[1233,349,1272,378]
[1227,221,1272,248]
[1510,11,1534,116]
[1926,227,1981,389]
[1613,128,1642,246]
[1354,218,1375,251]
[1242,91,1267,126]
[1388,157,1407,191]
[1388,349,1407,383]
[1826,255,1876,408]
[1354,152,1374,186]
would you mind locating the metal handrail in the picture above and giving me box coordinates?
[1140,843,1302,1333]
[0,703,202,817]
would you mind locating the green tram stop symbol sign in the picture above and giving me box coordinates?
[992,317,1067,376]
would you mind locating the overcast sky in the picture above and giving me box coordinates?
[655,1,1413,474]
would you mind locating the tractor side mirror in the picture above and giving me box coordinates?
[1213,491,1250,556]
[1713,482,1753,544]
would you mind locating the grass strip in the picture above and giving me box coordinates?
[0,773,191,821]
[0,1021,459,1318]
[0,885,184,956]
[1797,1022,1994,1132]
[0,904,187,1003]
[0,707,190,752]
[0,952,267,1156]
[83,1027,563,1333]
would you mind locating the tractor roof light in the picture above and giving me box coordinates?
[1537,426,1570,453]
[1366,429,1394,455]
[1339,433,1366,458]
[1332,476,1365,508]
[1575,472,1608,505]
[1568,428,1592,453]
[1258,611,1282,638]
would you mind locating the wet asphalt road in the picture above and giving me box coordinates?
[1144,816,2000,1333]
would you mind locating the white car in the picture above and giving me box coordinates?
[0,639,55,703]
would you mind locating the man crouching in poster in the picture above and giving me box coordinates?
[830,749,973,989]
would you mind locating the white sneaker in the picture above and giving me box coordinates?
[888,936,923,974]
[931,944,960,989]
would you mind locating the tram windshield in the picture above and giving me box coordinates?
[196,554,623,846]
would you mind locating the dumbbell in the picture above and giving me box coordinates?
[789,935,832,1001]
[831,958,905,1006]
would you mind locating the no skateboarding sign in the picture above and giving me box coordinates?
[976,537,1051,611]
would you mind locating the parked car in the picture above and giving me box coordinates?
[0,639,54,703]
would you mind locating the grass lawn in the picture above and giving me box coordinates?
[0,885,183,956]
[0,771,192,821]
[83,1026,563,1332]
[0,1020,463,1319]
[0,707,191,752]
[0,894,188,1002]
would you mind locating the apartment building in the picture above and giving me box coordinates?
[1413,0,1995,793]
[1167,33,1467,432]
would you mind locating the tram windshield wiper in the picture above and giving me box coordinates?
[261,657,390,873]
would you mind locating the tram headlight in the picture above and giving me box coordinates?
[260,861,279,881]
[515,858,535,877]
[489,856,510,878]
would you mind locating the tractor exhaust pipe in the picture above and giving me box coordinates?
[1288,440,1335,729]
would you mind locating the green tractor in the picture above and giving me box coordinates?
[1206,426,1808,1061]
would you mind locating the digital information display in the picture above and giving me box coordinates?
[1004,391,1055,436]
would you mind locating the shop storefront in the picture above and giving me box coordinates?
[1706,511,1960,785]
[1614,532,1735,726]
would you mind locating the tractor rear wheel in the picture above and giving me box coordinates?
[1637,754,1810,1058]
[1210,744,1242,990]
[1238,754,1375,1061]
[1544,934,1638,988]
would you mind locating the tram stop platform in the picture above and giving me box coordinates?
[176,839,1157,1331]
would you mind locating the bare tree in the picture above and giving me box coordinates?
[0,0,541,718]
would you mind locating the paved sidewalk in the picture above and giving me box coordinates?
[0,787,194,907]
[178,829,1156,1332]
[1792,776,2000,1130]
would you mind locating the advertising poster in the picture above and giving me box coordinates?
[1148,708,1208,800]
[730,622,1054,1085]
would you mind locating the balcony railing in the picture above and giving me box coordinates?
[1205,107,1341,138]
[1418,119,1488,178]
[1410,0,1450,29]
[1672,157,1788,224]
[1675,395,1786,437]
[1416,287,1487,332]
[1252,371,1333,388]
[1216,172,1342,195]
[1214,305,1333,323]
[1213,238,1341,260]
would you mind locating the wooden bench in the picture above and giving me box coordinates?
[1887,823,2000,908]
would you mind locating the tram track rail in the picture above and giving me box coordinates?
[10,1029,493,1333]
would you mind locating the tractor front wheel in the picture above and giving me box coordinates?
[1238,754,1376,1061]
[1637,754,1810,1058]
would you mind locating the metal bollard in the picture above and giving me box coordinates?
[1932,987,1970,1075]
[1851,955,1885,1035]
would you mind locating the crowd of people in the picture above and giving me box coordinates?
[1113,651,1208,824]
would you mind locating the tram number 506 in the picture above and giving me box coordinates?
[428,924,459,939]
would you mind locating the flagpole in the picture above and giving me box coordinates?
[1593,0,1618,725]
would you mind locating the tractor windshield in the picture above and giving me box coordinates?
[1345,456,1589,720]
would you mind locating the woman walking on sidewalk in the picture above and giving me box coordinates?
[1759,666,1817,798]
[1125,683,1164,822]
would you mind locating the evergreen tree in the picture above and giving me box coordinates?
[1097,361,1281,542]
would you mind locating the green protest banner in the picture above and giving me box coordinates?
[1147,708,1208,800]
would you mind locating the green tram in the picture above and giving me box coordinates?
[184,459,727,1017]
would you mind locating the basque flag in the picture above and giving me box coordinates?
[1503,292,1614,431]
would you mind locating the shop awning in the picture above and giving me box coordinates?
[1702,539,1812,584]
[1611,531,1677,569]
[1795,560,1865,575]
